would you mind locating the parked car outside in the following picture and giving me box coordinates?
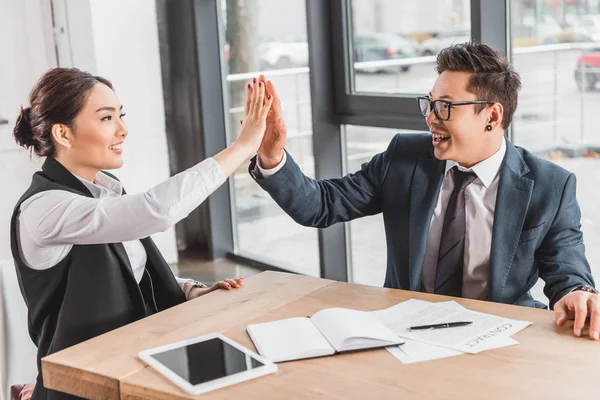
[565,14,600,40]
[574,47,600,91]
[258,35,308,70]
[420,30,470,56]
[353,32,420,73]
[540,29,597,45]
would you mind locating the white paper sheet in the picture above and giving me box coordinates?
[386,340,463,364]
[388,334,520,364]
[399,309,530,354]
[374,299,529,360]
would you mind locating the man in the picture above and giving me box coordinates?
[251,42,599,340]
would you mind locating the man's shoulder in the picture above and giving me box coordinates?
[386,133,433,158]
[515,145,572,181]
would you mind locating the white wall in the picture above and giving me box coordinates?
[0,3,176,395]
[0,1,56,398]
[0,0,177,264]
[63,0,179,263]
[0,0,55,262]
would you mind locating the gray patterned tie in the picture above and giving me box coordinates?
[434,167,477,297]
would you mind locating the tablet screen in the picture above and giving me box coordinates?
[149,337,265,385]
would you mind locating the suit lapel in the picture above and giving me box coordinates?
[408,155,445,291]
[488,142,534,302]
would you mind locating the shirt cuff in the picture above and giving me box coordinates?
[176,277,206,300]
[256,151,287,179]
[567,284,599,295]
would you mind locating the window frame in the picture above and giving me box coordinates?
[329,0,511,133]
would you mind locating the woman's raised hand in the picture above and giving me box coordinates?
[236,78,274,153]
[212,77,274,177]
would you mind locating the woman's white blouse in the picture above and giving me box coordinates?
[15,158,226,297]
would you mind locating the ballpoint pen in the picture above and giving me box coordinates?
[408,321,473,331]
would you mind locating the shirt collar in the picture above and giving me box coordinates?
[74,172,123,198]
[444,137,506,188]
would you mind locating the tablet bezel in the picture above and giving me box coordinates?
[138,332,278,395]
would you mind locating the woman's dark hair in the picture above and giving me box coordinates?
[13,68,113,157]
[436,41,521,129]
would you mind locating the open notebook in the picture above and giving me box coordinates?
[246,308,403,362]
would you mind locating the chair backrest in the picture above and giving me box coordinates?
[0,260,37,400]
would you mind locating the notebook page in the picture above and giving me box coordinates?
[310,308,401,352]
[247,317,335,362]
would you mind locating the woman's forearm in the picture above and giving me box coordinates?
[212,141,255,177]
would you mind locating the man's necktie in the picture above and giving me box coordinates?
[434,167,477,296]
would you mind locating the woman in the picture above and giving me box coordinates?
[10,68,272,400]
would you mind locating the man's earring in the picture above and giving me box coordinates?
[486,125,493,131]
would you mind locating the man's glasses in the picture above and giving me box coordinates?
[417,96,493,121]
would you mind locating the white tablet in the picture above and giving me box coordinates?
[138,333,277,395]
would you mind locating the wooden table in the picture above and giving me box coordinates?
[42,271,600,400]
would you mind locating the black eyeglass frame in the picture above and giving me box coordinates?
[416,96,494,121]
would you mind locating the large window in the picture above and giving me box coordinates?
[222,0,319,276]
[511,0,600,152]
[203,0,600,290]
[349,0,471,95]
[511,0,600,298]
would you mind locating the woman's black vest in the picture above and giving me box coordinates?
[10,157,186,399]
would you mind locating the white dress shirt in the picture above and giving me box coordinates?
[16,158,226,299]
[258,138,507,300]
[422,138,506,299]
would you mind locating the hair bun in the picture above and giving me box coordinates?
[22,106,31,121]
[13,106,35,149]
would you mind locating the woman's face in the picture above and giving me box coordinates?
[65,83,128,174]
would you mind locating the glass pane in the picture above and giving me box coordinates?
[511,0,600,298]
[345,127,428,286]
[221,0,319,276]
[349,0,471,94]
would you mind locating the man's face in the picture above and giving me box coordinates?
[426,71,497,167]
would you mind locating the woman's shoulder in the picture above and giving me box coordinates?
[16,171,83,212]
[18,189,83,221]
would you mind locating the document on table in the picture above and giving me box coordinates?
[380,301,519,363]
[387,339,461,364]
[373,299,530,356]
[385,301,464,364]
